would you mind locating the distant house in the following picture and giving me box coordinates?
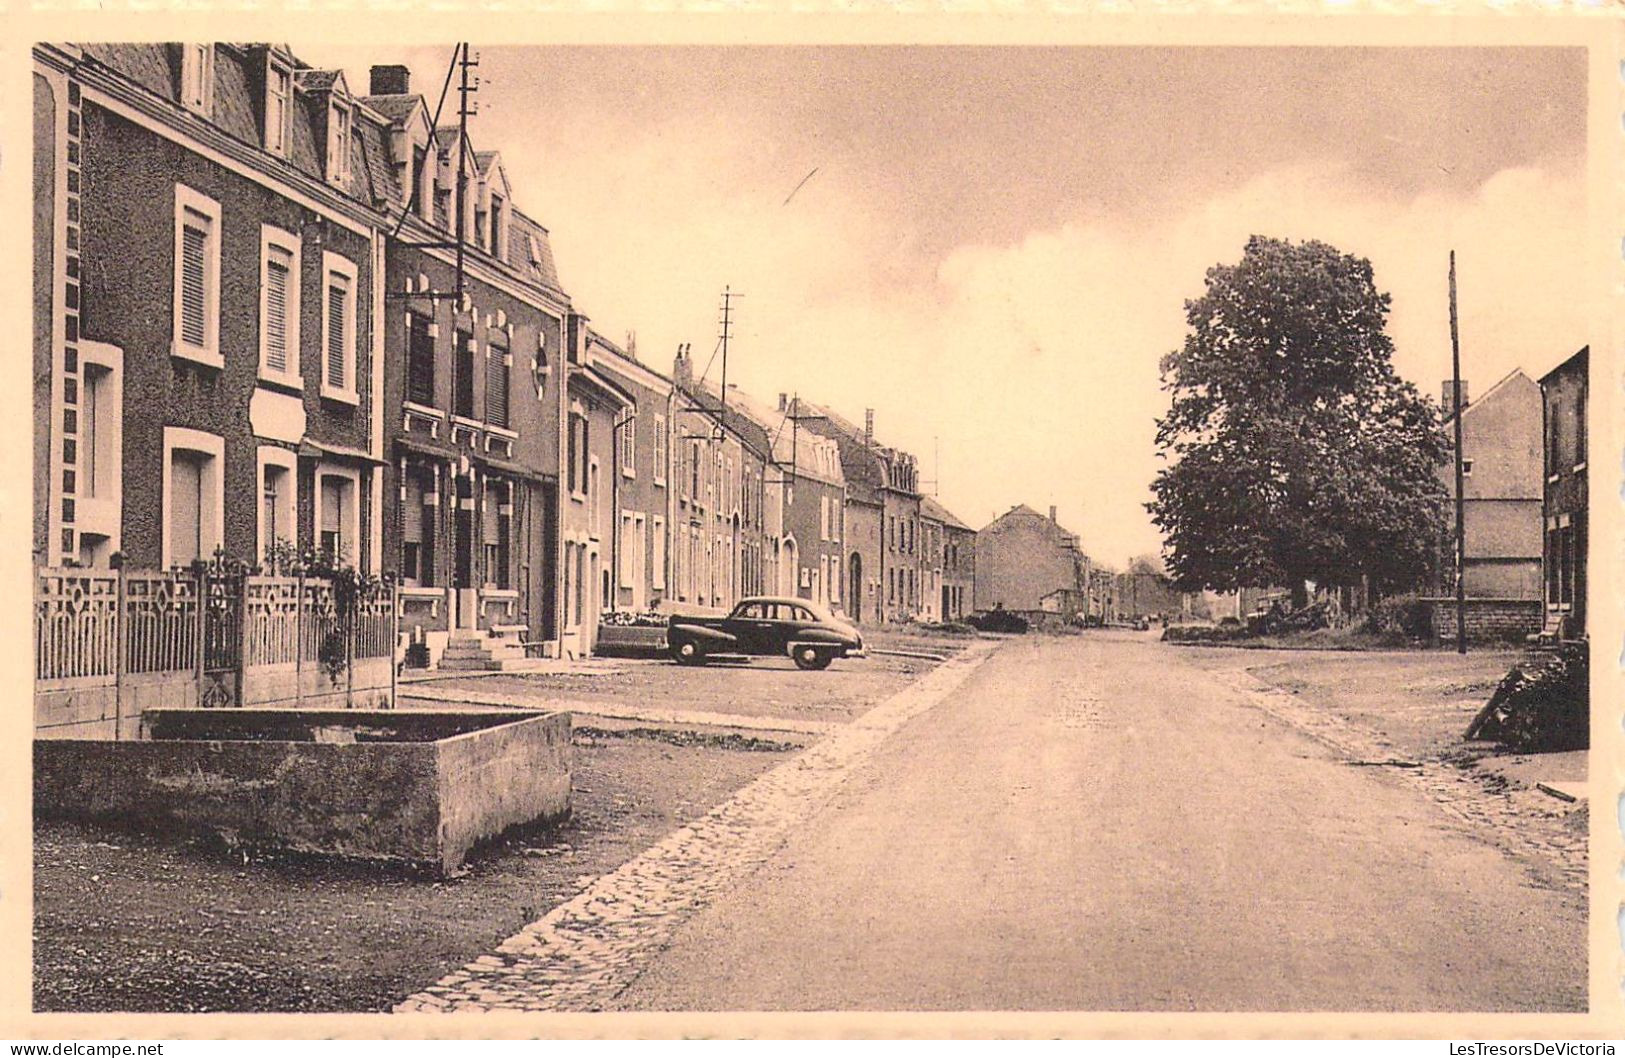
[1539,347,1587,639]
[1436,370,1544,602]
[587,331,673,616]
[725,387,847,612]
[1117,558,1188,619]
[796,402,923,624]
[974,504,1091,615]
[920,495,975,622]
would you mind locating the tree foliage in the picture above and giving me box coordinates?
[1147,236,1450,598]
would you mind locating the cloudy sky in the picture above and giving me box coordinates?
[308,44,1587,566]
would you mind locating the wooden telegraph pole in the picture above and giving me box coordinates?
[1449,251,1467,654]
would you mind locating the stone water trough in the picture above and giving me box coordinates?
[35,708,571,876]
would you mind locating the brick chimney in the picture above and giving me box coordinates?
[370,64,411,96]
[865,408,874,446]
[673,342,693,388]
[1442,380,1469,412]
[1049,505,1058,524]
[778,393,788,412]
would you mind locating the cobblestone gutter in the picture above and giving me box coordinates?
[394,641,999,1013]
[1230,673,1587,893]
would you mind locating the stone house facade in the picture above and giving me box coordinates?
[669,351,770,614]
[727,388,847,613]
[589,332,674,615]
[35,43,396,575]
[367,65,573,663]
[797,403,922,623]
[920,495,974,622]
[1117,558,1187,619]
[1435,370,1544,601]
[974,504,1089,615]
[1539,346,1588,639]
[560,315,633,656]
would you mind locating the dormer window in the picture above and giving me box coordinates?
[491,193,507,259]
[180,43,213,115]
[264,61,291,156]
[327,100,352,187]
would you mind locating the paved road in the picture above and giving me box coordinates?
[612,631,1586,1012]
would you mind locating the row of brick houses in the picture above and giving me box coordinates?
[33,40,988,678]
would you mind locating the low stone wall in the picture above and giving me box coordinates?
[1424,597,1543,644]
[593,625,666,658]
[239,656,393,710]
[35,708,571,876]
[34,671,195,740]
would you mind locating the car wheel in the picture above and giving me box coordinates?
[672,641,706,666]
[793,645,831,671]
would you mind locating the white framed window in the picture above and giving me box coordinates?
[652,413,667,487]
[320,251,359,403]
[264,60,291,156]
[621,414,637,478]
[327,100,352,186]
[162,427,225,569]
[257,445,298,566]
[315,464,361,566]
[652,515,666,591]
[490,192,509,259]
[180,43,213,115]
[172,185,222,368]
[619,510,636,589]
[589,456,601,539]
[820,495,830,541]
[259,225,301,386]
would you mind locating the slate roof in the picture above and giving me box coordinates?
[79,44,398,211]
[919,495,971,532]
[791,400,896,500]
[78,44,570,303]
[361,94,423,125]
[680,380,774,462]
[720,386,846,487]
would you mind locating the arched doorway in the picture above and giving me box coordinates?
[849,552,863,623]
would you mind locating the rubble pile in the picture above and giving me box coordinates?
[1465,643,1589,752]
[1246,600,1331,636]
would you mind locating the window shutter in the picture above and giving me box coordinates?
[485,346,509,428]
[264,248,291,373]
[179,213,209,348]
[403,476,424,541]
[483,488,500,545]
[407,315,434,406]
[326,275,347,389]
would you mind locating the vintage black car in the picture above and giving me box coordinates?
[667,597,865,670]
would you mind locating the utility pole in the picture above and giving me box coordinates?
[716,287,733,440]
[1450,250,1467,655]
[455,44,476,315]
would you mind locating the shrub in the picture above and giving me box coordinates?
[1365,593,1432,640]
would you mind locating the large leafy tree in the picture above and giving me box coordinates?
[1147,236,1449,605]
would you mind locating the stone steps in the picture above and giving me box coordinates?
[437,631,530,671]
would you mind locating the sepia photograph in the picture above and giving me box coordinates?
[16,17,1618,1037]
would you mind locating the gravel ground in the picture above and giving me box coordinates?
[1174,644,1589,890]
[33,727,802,1013]
[423,637,967,726]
